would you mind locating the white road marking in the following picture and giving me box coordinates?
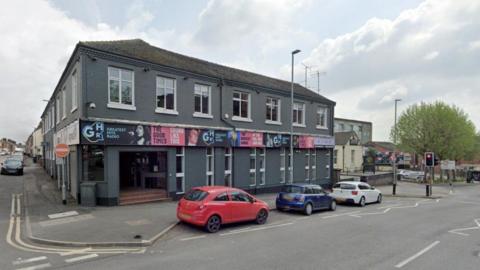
[64,253,99,263]
[11,194,15,217]
[179,235,206,241]
[12,256,47,265]
[60,248,92,256]
[16,194,21,215]
[395,241,440,268]
[322,211,361,219]
[220,222,294,236]
[47,211,79,219]
[448,218,480,236]
[16,263,52,270]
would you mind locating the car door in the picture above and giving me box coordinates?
[303,186,316,208]
[230,191,257,222]
[360,183,374,202]
[212,192,233,223]
[313,186,328,209]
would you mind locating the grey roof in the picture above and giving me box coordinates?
[335,131,358,145]
[334,117,372,125]
[365,141,395,151]
[79,39,335,104]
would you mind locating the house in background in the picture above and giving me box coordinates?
[333,131,364,173]
[365,141,415,170]
[334,118,372,145]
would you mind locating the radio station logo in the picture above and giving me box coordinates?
[82,122,105,143]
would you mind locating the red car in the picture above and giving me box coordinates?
[177,186,269,233]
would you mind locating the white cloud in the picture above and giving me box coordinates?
[302,0,480,140]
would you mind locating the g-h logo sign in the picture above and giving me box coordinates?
[82,122,104,143]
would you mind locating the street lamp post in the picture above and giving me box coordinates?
[290,49,301,183]
[393,98,401,195]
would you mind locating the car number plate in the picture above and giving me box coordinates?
[179,213,191,219]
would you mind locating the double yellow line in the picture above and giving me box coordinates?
[6,194,145,255]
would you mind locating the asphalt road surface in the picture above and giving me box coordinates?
[1,162,480,270]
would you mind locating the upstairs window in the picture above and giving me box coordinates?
[56,96,60,124]
[293,102,305,126]
[156,76,177,114]
[316,107,328,129]
[233,91,250,120]
[108,67,134,109]
[266,97,280,123]
[62,87,67,120]
[194,84,211,116]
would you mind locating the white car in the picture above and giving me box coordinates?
[398,170,424,181]
[330,181,382,207]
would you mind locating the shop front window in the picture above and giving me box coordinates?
[82,145,104,182]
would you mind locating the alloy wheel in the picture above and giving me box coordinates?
[359,197,366,207]
[256,209,268,224]
[206,215,221,233]
[304,203,313,216]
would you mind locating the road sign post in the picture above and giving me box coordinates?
[55,144,70,205]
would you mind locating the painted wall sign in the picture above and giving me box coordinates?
[151,127,185,146]
[54,120,80,146]
[264,133,290,148]
[313,136,335,148]
[235,131,264,147]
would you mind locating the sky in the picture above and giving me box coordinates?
[1,0,479,143]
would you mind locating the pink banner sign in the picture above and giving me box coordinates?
[151,127,185,146]
[238,131,264,147]
[298,136,314,149]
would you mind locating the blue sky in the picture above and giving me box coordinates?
[1,0,479,142]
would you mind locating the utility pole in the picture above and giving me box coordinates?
[311,71,326,93]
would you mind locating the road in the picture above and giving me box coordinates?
[1,159,479,269]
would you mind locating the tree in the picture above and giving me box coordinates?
[391,101,477,161]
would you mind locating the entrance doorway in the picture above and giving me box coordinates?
[119,151,168,205]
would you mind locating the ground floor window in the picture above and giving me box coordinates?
[258,148,265,185]
[249,148,256,186]
[119,151,167,190]
[82,145,105,182]
[280,148,286,183]
[224,148,232,186]
[176,147,185,193]
[305,150,310,181]
[288,149,292,183]
[206,147,214,186]
[311,149,317,181]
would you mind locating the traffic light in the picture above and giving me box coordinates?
[425,152,434,167]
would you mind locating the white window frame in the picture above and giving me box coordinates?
[249,148,256,186]
[71,70,77,112]
[265,97,281,125]
[107,67,136,110]
[56,96,60,124]
[232,91,252,122]
[62,87,67,120]
[293,102,306,127]
[288,150,293,183]
[193,84,212,118]
[176,147,185,194]
[224,148,232,187]
[258,148,266,185]
[280,148,286,183]
[206,147,215,186]
[316,107,328,129]
[155,76,178,115]
[305,150,310,181]
[311,149,317,181]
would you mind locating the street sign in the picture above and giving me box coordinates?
[55,143,69,158]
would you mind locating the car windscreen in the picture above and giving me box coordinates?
[5,160,21,166]
[184,189,209,201]
[333,183,356,190]
[281,186,304,193]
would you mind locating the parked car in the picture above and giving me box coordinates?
[10,153,24,166]
[330,181,382,206]
[177,186,269,233]
[398,170,424,181]
[275,184,336,215]
[1,159,24,175]
[467,170,480,183]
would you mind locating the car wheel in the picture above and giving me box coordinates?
[255,209,268,225]
[205,215,221,233]
[359,196,366,207]
[329,200,336,211]
[377,194,382,203]
[304,203,313,216]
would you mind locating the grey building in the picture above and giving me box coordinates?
[334,118,372,145]
[40,39,336,206]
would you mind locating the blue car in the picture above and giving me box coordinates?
[276,184,336,215]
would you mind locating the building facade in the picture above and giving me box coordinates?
[333,131,364,173]
[41,39,336,206]
[334,118,372,145]
[1,138,16,154]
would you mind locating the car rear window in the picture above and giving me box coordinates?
[333,183,356,190]
[281,186,304,193]
[184,189,209,201]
